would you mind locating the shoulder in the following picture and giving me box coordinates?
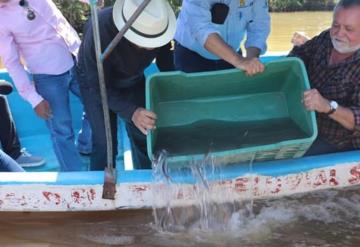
[314,29,331,40]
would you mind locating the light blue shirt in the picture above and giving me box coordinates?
[174,0,271,60]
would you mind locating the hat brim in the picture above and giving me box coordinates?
[113,0,176,48]
[0,80,13,95]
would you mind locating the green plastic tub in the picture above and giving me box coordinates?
[146,57,318,166]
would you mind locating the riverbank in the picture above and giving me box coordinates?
[269,0,336,12]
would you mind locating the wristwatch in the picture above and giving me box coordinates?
[326,100,338,115]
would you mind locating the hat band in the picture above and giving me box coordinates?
[122,10,169,38]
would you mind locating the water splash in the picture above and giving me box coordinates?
[151,149,240,232]
[152,150,179,231]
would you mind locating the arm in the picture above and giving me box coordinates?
[303,89,355,130]
[288,32,323,65]
[291,31,310,47]
[205,33,264,75]
[107,85,156,135]
[330,106,355,130]
[182,0,238,61]
[0,30,43,108]
[245,0,271,55]
[183,0,264,75]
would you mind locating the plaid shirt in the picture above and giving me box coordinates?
[289,30,360,150]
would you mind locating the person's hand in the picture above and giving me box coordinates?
[34,100,52,120]
[303,89,330,113]
[291,31,310,46]
[234,57,265,76]
[131,107,157,135]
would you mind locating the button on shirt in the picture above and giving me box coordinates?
[289,30,360,150]
[0,0,81,107]
[174,0,270,60]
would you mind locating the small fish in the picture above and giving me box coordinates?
[240,0,245,7]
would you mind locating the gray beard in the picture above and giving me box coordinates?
[331,37,360,54]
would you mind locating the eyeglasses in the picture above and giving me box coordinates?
[19,0,36,21]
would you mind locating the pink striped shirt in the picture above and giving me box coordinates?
[0,0,82,107]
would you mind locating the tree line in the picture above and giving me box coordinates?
[54,0,337,33]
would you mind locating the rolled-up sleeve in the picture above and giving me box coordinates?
[182,0,220,47]
[0,30,43,107]
[245,0,270,54]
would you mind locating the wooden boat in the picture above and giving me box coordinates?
[1,58,360,212]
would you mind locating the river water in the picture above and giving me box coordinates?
[0,185,359,246]
[0,12,332,68]
[2,11,356,247]
[268,11,332,52]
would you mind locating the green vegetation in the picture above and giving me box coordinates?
[269,0,337,11]
[54,0,337,34]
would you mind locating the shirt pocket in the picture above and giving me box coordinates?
[236,0,253,24]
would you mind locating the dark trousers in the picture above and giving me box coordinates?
[78,85,117,171]
[0,96,21,160]
[174,41,234,73]
[304,136,355,156]
[78,82,151,171]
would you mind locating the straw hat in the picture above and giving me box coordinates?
[113,0,176,48]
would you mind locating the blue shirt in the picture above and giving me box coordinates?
[174,0,271,60]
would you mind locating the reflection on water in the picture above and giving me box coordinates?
[0,186,359,246]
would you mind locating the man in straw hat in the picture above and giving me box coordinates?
[77,0,176,170]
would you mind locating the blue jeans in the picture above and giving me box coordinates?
[0,149,25,172]
[76,112,92,154]
[33,66,90,171]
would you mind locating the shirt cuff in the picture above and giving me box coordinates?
[350,106,360,132]
[120,104,138,123]
[27,93,44,108]
[245,40,267,55]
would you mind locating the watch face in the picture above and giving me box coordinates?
[330,100,338,110]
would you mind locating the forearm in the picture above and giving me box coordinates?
[204,33,243,66]
[0,33,42,107]
[329,106,355,131]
